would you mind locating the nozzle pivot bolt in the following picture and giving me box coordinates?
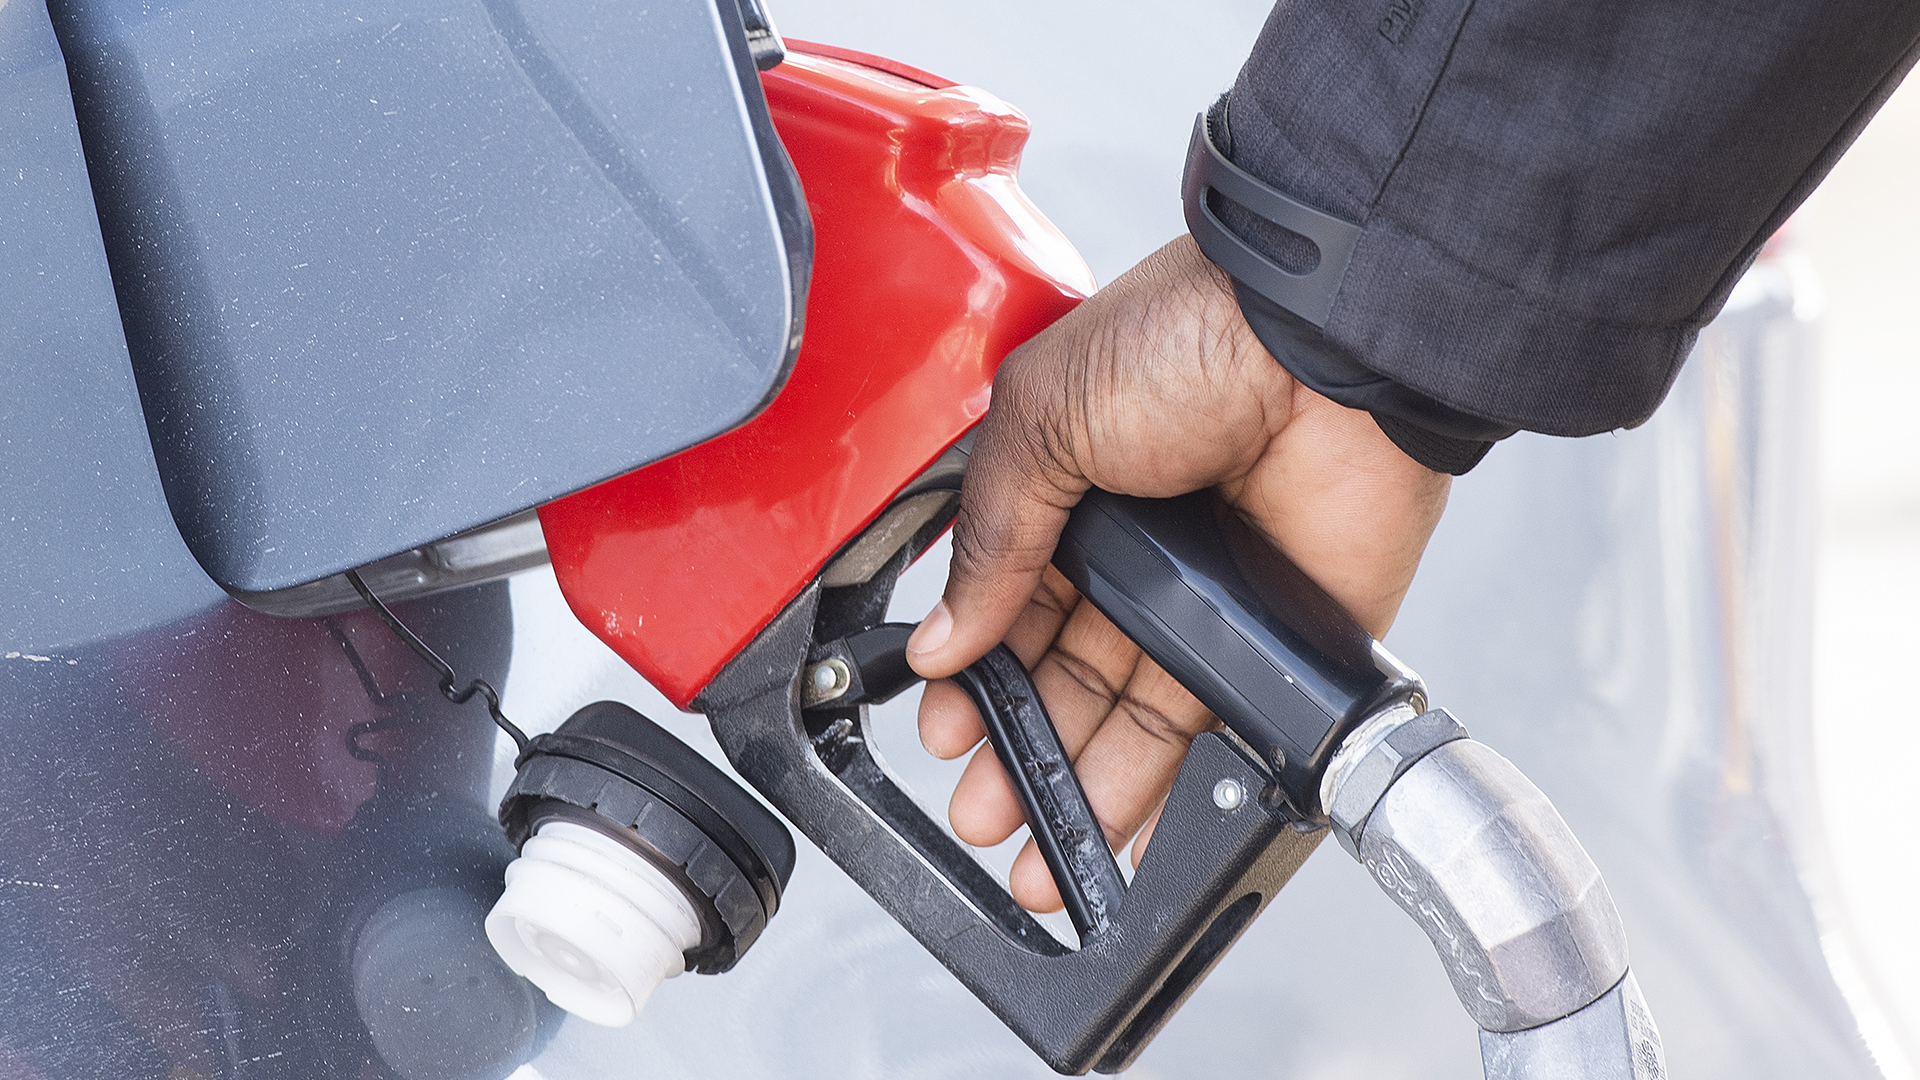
[803,658,853,705]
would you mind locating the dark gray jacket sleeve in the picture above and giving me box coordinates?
[1208,0,1920,473]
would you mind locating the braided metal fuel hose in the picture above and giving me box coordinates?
[1320,706,1668,1080]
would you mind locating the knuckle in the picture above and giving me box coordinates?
[1115,694,1196,749]
[1044,647,1123,707]
[985,346,1087,487]
[948,506,1039,580]
[1027,577,1079,620]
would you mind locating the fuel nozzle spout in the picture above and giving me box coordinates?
[488,702,795,1026]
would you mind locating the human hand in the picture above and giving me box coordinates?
[904,235,1451,913]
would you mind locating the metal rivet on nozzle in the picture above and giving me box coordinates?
[803,658,853,706]
[1212,778,1245,811]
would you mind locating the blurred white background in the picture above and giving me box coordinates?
[1802,73,1920,1069]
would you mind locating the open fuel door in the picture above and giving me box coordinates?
[47,0,809,601]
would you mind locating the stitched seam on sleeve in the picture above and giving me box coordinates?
[1371,0,1481,206]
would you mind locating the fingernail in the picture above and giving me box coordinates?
[907,600,953,657]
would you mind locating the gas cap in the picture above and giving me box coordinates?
[490,702,795,1024]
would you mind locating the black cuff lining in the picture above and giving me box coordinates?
[1371,414,1496,475]
[1230,280,1515,453]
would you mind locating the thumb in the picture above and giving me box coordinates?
[907,394,1086,680]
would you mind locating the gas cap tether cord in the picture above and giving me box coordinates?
[344,569,531,754]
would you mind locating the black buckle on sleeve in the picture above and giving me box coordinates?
[1181,112,1360,328]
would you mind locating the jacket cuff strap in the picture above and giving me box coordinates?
[1181,104,1358,328]
[1186,99,1512,475]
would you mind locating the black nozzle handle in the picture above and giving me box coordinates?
[1053,489,1426,816]
[706,531,1319,1072]
[952,645,1127,938]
